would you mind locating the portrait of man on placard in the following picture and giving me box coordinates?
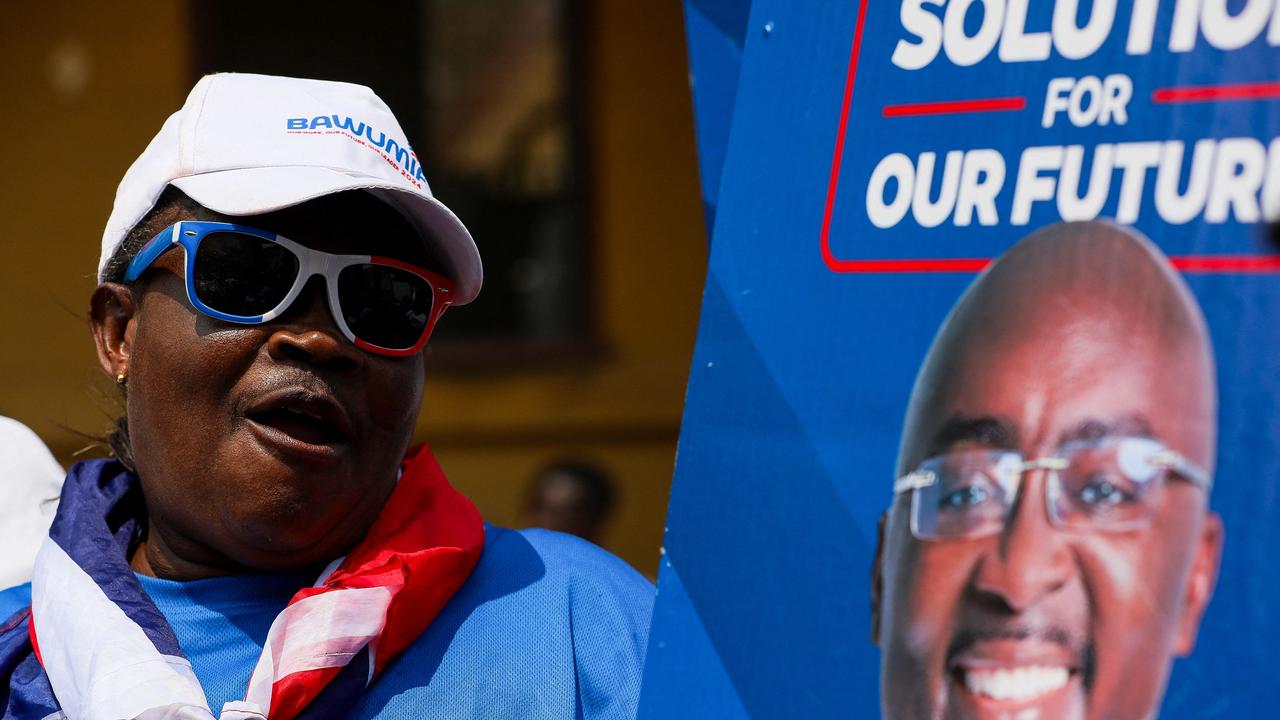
[872,221,1223,720]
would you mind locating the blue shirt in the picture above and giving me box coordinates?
[3,526,653,719]
[0,587,28,621]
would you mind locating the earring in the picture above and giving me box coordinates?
[116,371,127,386]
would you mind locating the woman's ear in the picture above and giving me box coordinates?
[90,283,138,382]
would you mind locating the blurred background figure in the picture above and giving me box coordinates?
[519,459,617,544]
[0,417,64,591]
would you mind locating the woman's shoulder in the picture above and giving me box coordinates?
[359,527,652,718]
[478,525,654,603]
[430,523,655,640]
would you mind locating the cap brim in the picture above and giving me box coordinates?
[171,166,482,304]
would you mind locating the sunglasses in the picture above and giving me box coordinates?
[124,221,454,357]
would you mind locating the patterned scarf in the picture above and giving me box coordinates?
[12,445,482,720]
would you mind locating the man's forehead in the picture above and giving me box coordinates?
[897,221,1216,472]
[899,321,1208,466]
[920,412,1158,457]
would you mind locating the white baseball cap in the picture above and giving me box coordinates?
[99,72,482,304]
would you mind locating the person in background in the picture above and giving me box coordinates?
[0,73,651,720]
[0,417,64,599]
[519,460,617,545]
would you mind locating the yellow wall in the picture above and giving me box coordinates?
[0,1,191,448]
[0,2,705,576]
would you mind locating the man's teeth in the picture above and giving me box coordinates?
[963,666,1070,701]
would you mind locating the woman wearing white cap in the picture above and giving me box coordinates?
[0,74,652,720]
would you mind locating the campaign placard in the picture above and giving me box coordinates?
[642,2,1280,718]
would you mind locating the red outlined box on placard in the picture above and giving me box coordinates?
[818,0,1280,274]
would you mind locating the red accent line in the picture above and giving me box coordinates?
[355,336,422,358]
[827,258,992,273]
[883,97,1026,117]
[1153,81,1280,103]
[820,0,871,273]
[1170,254,1280,272]
[28,612,42,667]
[370,255,456,289]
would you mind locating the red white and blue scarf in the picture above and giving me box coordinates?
[2,444,483,720]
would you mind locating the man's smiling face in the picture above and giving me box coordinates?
[874,222,1221,720]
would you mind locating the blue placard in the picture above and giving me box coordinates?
[684,0,753,238]
[643,1,1280,718]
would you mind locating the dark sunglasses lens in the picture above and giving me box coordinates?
[192,232,299,317]
[337,264,433,350]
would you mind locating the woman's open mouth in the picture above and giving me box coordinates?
[249,406,347,446]
[243,388,354,462]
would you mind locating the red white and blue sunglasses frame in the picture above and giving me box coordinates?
[124,221,454,357]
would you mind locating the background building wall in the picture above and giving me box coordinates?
[0,0,705,576]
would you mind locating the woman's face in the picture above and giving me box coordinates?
[90,192,432,579]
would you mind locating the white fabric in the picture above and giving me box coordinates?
[242,585,390,714]
[99,72,482,304]
[34,535,389,720]
[0,417,64,590]
[217,702,267,719]
[31,540,215,720]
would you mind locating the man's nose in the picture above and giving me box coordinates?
[971,469,1074,613]
[266,276,363,371]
